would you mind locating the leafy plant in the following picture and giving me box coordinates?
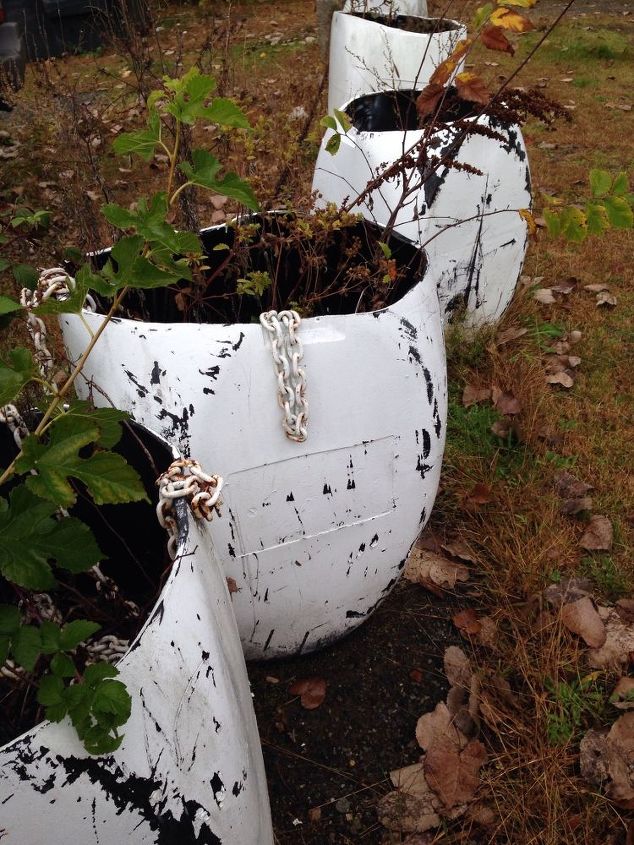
[543,170,633,243]
[545,673,605,745]
[0,67,259,754]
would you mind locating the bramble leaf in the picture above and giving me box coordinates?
[59,620,101,651]
[603,195,633,229]
[325,133,341,156]
[13,625,41,671]
[0,347,37,406]
[16,415,148,507]
[589,169,612,199]
[0,604,20,635]
[180,150,259,209]
[0,296,23,316]
[50,652,76,678]
[585,202,609,236]
[112,111,161,161]
[0,487,104,588]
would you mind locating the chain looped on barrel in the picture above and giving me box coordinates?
[260,309,308,442]
[156,458,224,559]
[0,404,29,449]
[19,268,96,385]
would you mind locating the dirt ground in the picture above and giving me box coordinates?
[249,585,460,844]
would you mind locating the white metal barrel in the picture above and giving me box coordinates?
[57,220,447,660]
[313,90,532,325]
[0,425,274,844]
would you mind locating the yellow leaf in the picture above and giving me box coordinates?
[490,6,534,31]
[497,0,536,6]
[429,38,473,86]
[519,208,537,235]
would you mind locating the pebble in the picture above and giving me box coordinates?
[335,797,351,814]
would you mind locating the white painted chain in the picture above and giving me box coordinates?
[0,403,29,448]
[156,458,224,559]
[85,634,130,665]
[19,267,96,384]
[259,309,308,442]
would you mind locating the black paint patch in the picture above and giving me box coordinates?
[422,429,431,459]
[416,457,432,479]
[286,492,295,502]
[263,629,275,651]
[124,370,149,399]
[150,361,164,385]
[322,483,332,495]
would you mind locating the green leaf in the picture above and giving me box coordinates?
[103,195,202,259]
[585,202,609,236]
[611,172,629,197]
[200,98,250,129]
[333,109,352,132]
[589,169,612,199]
[0,486,103,588]
[12,264,39,290]
[37,673,65,706]
[63,403,129,449]
[0,296,23,317]
[92,679,132,720]
[560,206,587,242]
[13,625,41,671]
[84,662,119,684]
[31,266,92,315]
[60,620,101,651]
[39,620,61,654]
[0,347,37,405]
[0,635,9,666]
[83,727,124,756]
[112,111,161,161]
[0,604,20,635]
[50,652,76,678]
[543,209,561,238]
[0,257,10,273]
[603,195,634,229]
[180,150,259,210]
[320,115,337,131]
[378,241,392,260]
[17,413,148,507]
[325,133,341,156]
[473,2,495,28]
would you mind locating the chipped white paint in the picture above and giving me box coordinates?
[58,226,447,660]
[0,435,273,844]
[328,11,466,112]
[312,92,532,325]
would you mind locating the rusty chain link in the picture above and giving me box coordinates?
[156,458,224,559]
[259,309,308,442]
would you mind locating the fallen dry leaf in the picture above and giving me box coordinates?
[617,600,634,624]
[496,326,527,346]
[554,471,593,499]
[390,762,434,799]
[289,676,327,710]
[588,606,634,669]
[581,712,634,808]
[424,737,487,810]
[453,608,482,636]
[308,807,321,823]
[610,678,634,710]
[378,789,441,833]
[405,549,470,589]
[534,288,556,304]
[597,292,617,307]
[441,539,476,563]
[560,596,607,648]
[569,329,583,343]
[490,418,515,439]
[466,802,496,827]
[544,576,593,608]
[481,23,515,54]
[465,483,493,507]
[462,384,491,407]
[580,515,613,552]
[476,615,498,650]
[560,496,593,516]
[546,372,574,388]
[444,646,472,689]
[584,283,610,292]
[416,702,468,752]
[493,391,521,415]
[416,82,445,118]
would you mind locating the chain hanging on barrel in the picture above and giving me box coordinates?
[18,267,96,386]
[156,458,224,559]
[259,309,308,443]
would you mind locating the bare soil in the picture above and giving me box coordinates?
[249,584,460,844]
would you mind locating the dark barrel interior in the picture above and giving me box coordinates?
[91,214,427,325]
